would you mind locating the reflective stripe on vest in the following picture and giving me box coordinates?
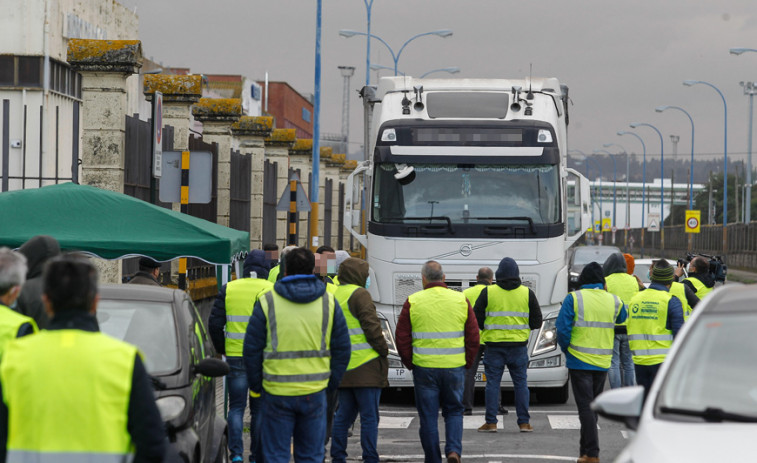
[260,290,335,395]
[669,282,691,321]
[605,273,639,327]
[685,276,712,300]
[224,278,273,356]
[481,285,530,343]
[409,286,468,368]
[0,305,37,357]
[567,289,621,368]
[1,330,136,461]
[334,284,380,370]
[627,288,673,365]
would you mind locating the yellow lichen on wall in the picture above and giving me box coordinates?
[144,74,202,95]
[67,39,141,63]
[319,146,333,160]
[192,98,242,117]
[291,139,313,153]
[232,116,274,132]
[331,153,346,164]
[342,160,358,170]
[266,129,296,143]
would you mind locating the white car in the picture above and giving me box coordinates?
[591,284,757,462]
[632,258,687,288]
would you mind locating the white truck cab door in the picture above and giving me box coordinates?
[565,168,591,250]
[344,160,370,246]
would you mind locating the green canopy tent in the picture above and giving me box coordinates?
[0,183,249,277]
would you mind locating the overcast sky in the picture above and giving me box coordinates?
[124,0,757,168]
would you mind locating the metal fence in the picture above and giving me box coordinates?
[262,159,278,246]
[124,114,174,206]
[229,148,250,233]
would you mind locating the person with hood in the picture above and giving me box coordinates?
[474,258,542,433]
[243,247,350,463]
[331,250,351,285]
[675,256,716,299]
[628,259,684,398]
[0,249,37,356]
[128,257,163,287]
[556,262,627,463]
[329,258,388,463]
[16,235,60,329]
[209,250,273,463]
[603,253,638,389]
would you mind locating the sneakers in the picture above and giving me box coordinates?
[577,456,599,463]
[231,457,244,463]
[477,422,497,433]
[518,423,534,432]
[446,451,461,463]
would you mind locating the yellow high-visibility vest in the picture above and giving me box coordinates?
[605,272,639,327]
[409,286,468,368]
[669,282,691,321]
[1,330,137,462]
[0,304,37,357]
[462,284,487,307]
[567,289,622,369]
[627,288,674,366]
[685,276,712,299]
[334,284,379,370]
[481,285,530,343]
[224,278,273,356]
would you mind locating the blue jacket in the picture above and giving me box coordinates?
[556,283,628,371]
[243,274,351,395]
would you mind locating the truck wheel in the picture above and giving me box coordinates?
[537,383,570,404]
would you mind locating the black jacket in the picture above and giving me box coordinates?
[473,278,542,347]
[0,312,168,462]
[16,235,60,329]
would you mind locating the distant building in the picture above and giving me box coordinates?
[257,81,313,139]
[0,0,139,191]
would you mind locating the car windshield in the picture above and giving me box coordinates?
[572,247,619,266]
[655,310,757,420]
[373,163,560,225]
[97,300,179,375]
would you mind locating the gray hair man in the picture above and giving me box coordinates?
[0,248,38,355]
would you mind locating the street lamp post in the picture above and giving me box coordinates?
[618,131,647,257]
[594,149,617,228]
[370,64,461,79]
[731,46,757,224]
[684,80,728,254]
[604,143,630,247]
[630,122,665,255]
[340,29,453,76]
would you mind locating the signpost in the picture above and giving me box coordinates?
[647,213,661,232]
[685,210,701,233]
[150,91,163,204]
[276,172,311,245]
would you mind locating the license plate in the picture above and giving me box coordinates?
[474,373,486,381]
[388,368,408,380]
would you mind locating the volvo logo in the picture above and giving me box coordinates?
[459,244,473,257]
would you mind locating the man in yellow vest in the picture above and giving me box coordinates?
[557,262,627,463]
[243,247,351,463]
[395,261,479,463]
[462,267,493,415]
[675,256,715,300]
[209,249,273,463]
[0,254,167,462]
[602,253,638,389]
[474,258,542,433]
[0,249,37,353]
[627,259,684,398]
[330,257,388,463]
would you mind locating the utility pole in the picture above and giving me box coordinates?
[741,81,756,223]
[670,135,679,226]
[338,66,355,155]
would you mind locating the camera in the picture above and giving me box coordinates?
[677,253,727,283]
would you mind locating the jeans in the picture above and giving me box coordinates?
[608,334,636,389]
[227,357,260,461]
[569,369,607,458]
[261,389,327,463]
[413,365,465,463]
[462,346,483,412]
[634,363,662,400]
[330,388,382,463]
[483,345,530,425]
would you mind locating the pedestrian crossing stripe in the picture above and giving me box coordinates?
[374,413,603,430]
[378,416,414,429]
[547,415,599,429]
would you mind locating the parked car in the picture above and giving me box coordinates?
[97,284,229,463]
[633,258,688,288]
[568,245,621,290]
[592,284,757,462]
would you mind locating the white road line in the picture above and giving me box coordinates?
[547,415,599,430]
[463,416,503,429]
[380,454,577,461]
[378,416,414,429]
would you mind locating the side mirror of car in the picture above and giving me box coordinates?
[193,358,230,378]
[591,386,645,430]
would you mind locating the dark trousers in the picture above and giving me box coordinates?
[569,369,607,458]
[462,346,483,411]
[634,363,662,399]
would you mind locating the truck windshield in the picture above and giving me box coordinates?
[373,163,560,225]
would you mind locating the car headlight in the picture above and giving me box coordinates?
[533,316,558,356]
[378,315,398,356]
[156,395,186,422]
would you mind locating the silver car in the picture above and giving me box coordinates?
[592,284,757,462]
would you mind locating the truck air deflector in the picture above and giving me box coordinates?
[389,146,544,157]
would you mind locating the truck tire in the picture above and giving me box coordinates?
[537,383,570,404]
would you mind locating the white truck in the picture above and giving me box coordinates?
[344,77,591,403]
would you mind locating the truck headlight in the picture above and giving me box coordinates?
[379,315,398,356]
[533,316,558,356]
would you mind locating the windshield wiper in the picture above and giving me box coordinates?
[383,216,455,234]
[659,406,757,423]
[471,216,536,234]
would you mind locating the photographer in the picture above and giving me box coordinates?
[674,256,715,300]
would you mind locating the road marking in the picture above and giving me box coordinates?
[547,415,599,429]
[378,416,414,429]
[463,416,503,429]
[380,454,577,461]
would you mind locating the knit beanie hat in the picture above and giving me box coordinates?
[650,259,674,284]
[578,262,606,287]
[495,257,519,280]
[623,253,635,275]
